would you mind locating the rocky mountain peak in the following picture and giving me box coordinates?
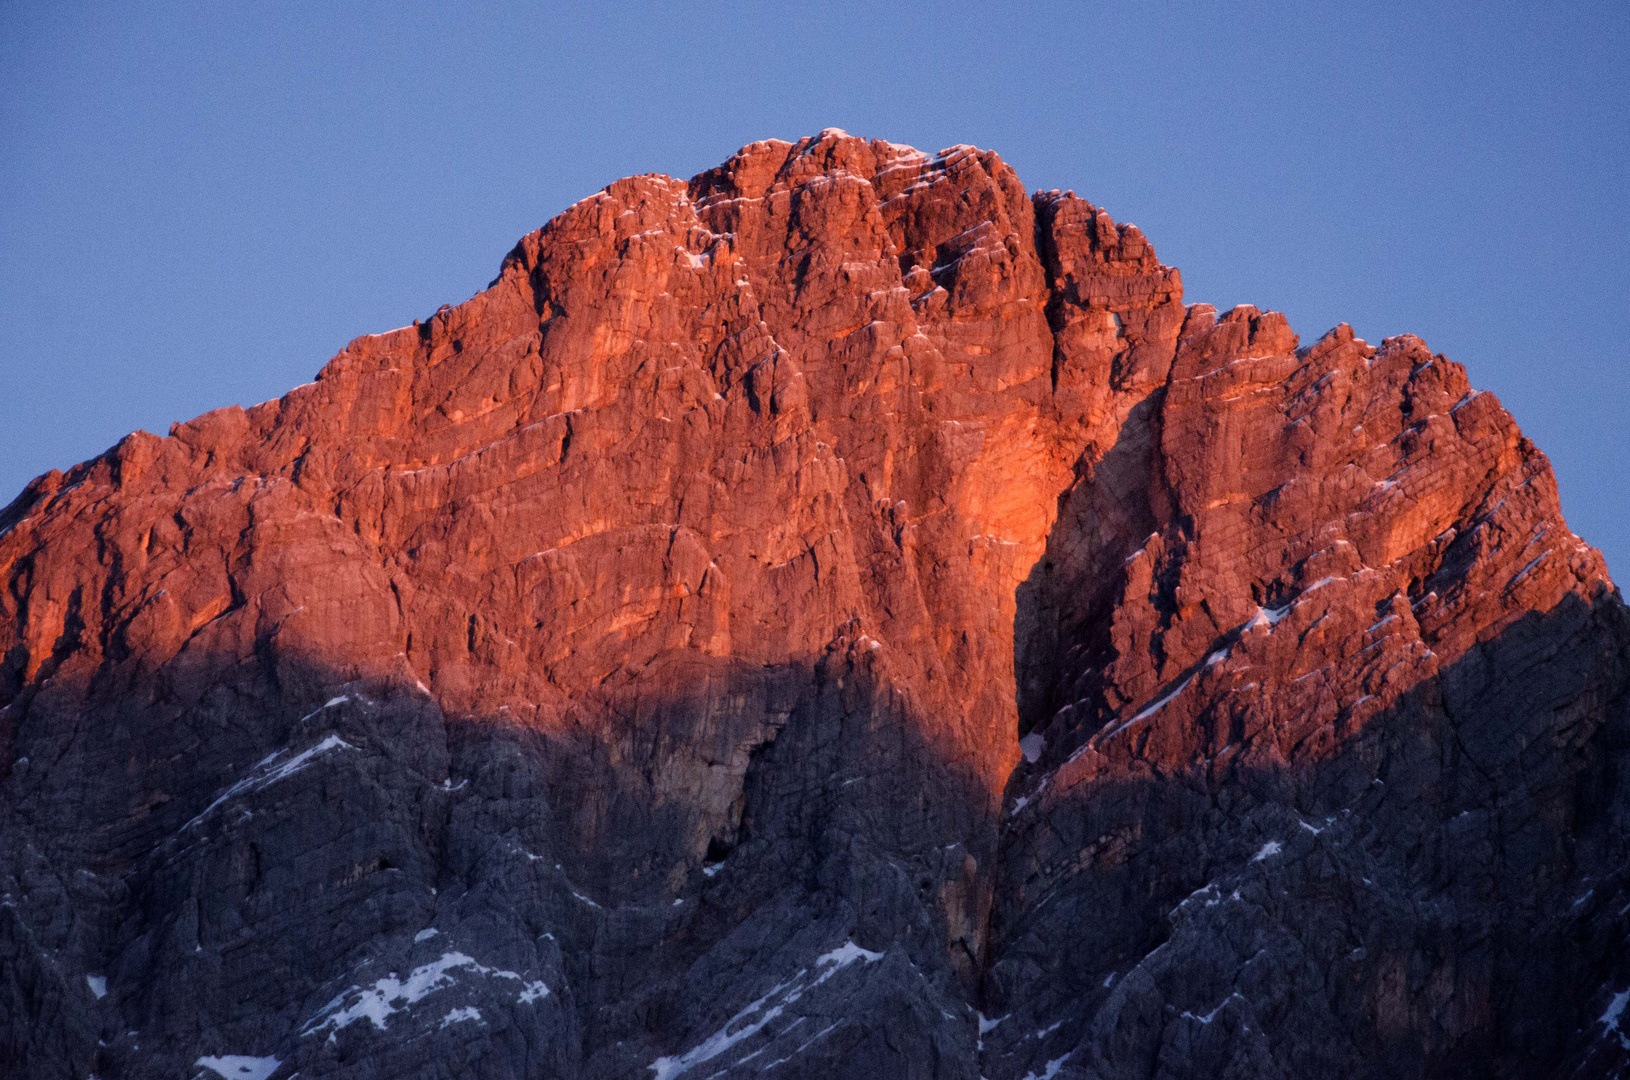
[1,134,1626,1080]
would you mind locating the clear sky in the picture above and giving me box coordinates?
[3,2,1626,576]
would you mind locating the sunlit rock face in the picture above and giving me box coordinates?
[1,130,1626,1080]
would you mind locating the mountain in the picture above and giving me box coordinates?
[2,129,1627,1080]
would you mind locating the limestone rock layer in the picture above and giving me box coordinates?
[1,130,1627,1079]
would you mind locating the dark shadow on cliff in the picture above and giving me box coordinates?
[987,584,1630,1080]
[0,632,1001,1080]
[1013,391,1165,739]
[443,640,1000,1078]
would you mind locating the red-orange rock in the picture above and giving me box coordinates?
[0,131,1625,1080]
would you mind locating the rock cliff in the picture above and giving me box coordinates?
[1,130,1627,1079]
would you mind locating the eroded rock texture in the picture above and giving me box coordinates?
[0,130,1625,1080]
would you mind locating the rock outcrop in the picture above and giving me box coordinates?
[0,130,1625,1080]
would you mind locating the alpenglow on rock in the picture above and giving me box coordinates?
[2,130,1628,1080]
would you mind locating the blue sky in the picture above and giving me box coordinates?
[2,1,1626,575]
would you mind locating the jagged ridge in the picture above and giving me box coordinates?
[1,130,1627,1080]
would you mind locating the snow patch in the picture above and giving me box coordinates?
[1602,988,1630,1049]
[519,981,551,1004]
[86,974,107,999]
[648,940,882,1079]
[1020,1053,1072,1080]
[1253,840,1283,862]
[414,928,439,943]
[812,940,884,986]
[1019,733,1046,764]
[302,951,513,1036]
[647,983,790,1079]
[1509,550,1551,587]
[1246,602,1293,630]
[194,1057,280,1080]
[184,734,357,830]
[439,1006,482,1029]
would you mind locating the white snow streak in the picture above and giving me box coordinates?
[1601,988,1630,1049]
[302,951,522,1037]
[759,1020,842,1072]
[647,941,883,1079]
[1182,992,1243,1024]
[184,734,357,830]
[1097,673,1197,743]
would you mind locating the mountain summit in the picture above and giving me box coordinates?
[3,131,1627,1079]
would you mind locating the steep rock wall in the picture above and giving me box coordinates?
[0,131,1625,1080]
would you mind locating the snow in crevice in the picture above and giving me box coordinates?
[301,951,530,1038]
[1019,733,1046,764]
[647,980,793,1080]
[1366,613,1399,634]
[297,695,350,723]
[1601,988,1630,1049]
[1019,1052,1072,1080]
[1245,601,1293,631]
[1096,672,1197,744]
[184,733,357,830]
[758,1020,842,1072]
[1509,549,1551,587]
[1008,776,1050,817]
[810,941,883,986]
[439,1006,483,1029]
[1182,992,1244,1024]
[1173,883,1222,915]
[647,941,883,1079]
[194,1056,281,1080]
